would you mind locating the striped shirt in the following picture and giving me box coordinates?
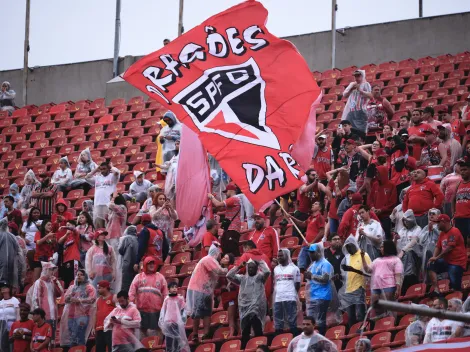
[33,183,57,217]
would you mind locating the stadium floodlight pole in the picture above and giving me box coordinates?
[178,0,184,36]
[419,0,423,17]
[331,0,337,69]
[112,0,122,77]
[375,300,470,324]
[23,0,31,106]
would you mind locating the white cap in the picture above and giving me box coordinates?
[318,134,328,139]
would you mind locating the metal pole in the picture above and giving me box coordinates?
[331,0,337,69]
[178,0,184,36]
[112,0,121,77]
[23,0,31,106]
[419,0,423,17]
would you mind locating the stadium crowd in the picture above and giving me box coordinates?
[1,67,470,352]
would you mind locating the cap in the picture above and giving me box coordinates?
[437,214,451,222]
[318,134,328,139]
[93,229,108,238]
[253,212,266,220]
[141,214,152,223]
[97,280,110,289]
[222,184,237,193]
[422,126,437,135]
[351,193,363,204]
[437,123,452,131]
[7,222,18,232]
[345,139,356,144]
[353,70,362,76]
[307,244,319,252]
[406,156,417,171]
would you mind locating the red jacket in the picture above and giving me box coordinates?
[368,166,397,218]
[248,226,280,261]
[403,177,444,216]
[236,249,272,299]
[338,204,379,239]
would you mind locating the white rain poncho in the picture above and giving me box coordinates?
[19,169,41,209]
[85,241,116,288]
[186,244,227,317]
[405,304,429,346]
[338,236,369,311]
[209,154,230,200]
[159,154,179,201]
[341,70,371,133]
[461,297,470,336]
[51,156,73,186]
[158,294,190,352]
[287,332,338,352]
[227,259,271,331]
[390,186,410,234]
[418,221,440,282]
[104,302,143,351]
[82,200,94,220]
[355,219,384,261]
[59,270,97,347]
[160,111,182,163]
[118,226,139,292]
[397,210,421,278]
[71,148,97,187]
[0,218,23,290]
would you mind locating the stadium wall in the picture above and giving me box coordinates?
[1,11,469,106]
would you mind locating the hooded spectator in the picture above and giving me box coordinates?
[52,198,74,239]
[159,111,182,163]
[0,218,24,291]
[156,140,180,202]
[418,208,441,285]
[85,230,116,288]
[133,185,161,225]
[106,193,127,256]
[76,211,94,266]
[337,185,357,222]
[0,282,20,350]
[0,81,15,114]
[123,171,152,203]
[51,157,73,193]
[81,199,94,220]
[118,225,139,292]
[69,148,97,193]
[18,170,41,214]
[405,304,431,346]
[385,135,410,198]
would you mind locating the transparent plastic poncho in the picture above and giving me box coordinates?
[158,294,190,352]
[288,332,339,352]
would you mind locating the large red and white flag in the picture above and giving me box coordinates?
[123,0,320,209]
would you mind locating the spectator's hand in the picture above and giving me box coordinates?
[238,261,246,269]
[89,272,95,279]
[360,250,365,257]
[336,127,344,136]
[393,232,400,241]
[358,227,365,236]
[165,135,173,140]
[398,251,404,259]
[304,271,312,280]
[133,264,139,273]
[428,257,437,264]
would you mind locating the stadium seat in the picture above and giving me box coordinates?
[2,126,17,136]
[461,276,470,290]
[345,336,361,350]
[445,291,463,300]
[106,121,122,132]
[448,70,465,79]
[328,85,344,96]
[270,333,293,350]
[408,74,424,85]
[211,311,228,326]
[10,133,26,144]
[421,98,438,108]
[382,87,398,98]
[245,336,267,351]
[397,314,415,328]
[371,332,391,348]
[379,70,396,81]
[427,72,444,83]
[325,325,346,340]
[68,346,86,352]
[66,189,84,201]
[279,236,299,248]
[74,109,90,120]
[220,340,241,352]
[92,107,108,118]
[402,84,419,95]
[141,336,161,350]
[97,114,114,125]
[320,78,337,88]
[109,98,126,108]
[370,316,395,334]
[422,81,439,92]
[438,63,454,74]
[443,78,460,89]
[399,283,425,301]
[398,67,415,78]
[322,69,341,80]
[16,116,32,126]
[418,65,435,76]
[390,93,407,105]
[194,343,215,352]
[11,108,28,119]
[111,105,127,116]
[117,112,132,123]
[16,141,32,151]
[129,103,145,113]
[409,92,427,103]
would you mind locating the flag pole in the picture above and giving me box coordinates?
[274,199,309,245]
[112,0,121,77]
[23,0,31,106]
[178,0,184,36]
[331,0,337,69]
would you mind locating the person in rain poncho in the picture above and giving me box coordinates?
[405,304,431,346]
[51,156,73,192]
[0,183,20,219]
[396,209,422,295]
[273,248,301,335]
[304,243,336,336]
[18,170,41,214]
[390,186,410,235]
[155,140,180,203]
[341,70,371,137]
[355,338,372,352]
[76,211,94,266]
[69,148,97,192]
[60,269,96,347]
[339,235,371,329]
[158,281,190,352]
[129,256,168,337]
[149,192,178,241]
[85,230,116,288]
[227,258,271,349]
[159,111,182,163]
[458,296,470,337]
[0,217,24,292]
[132,185,161,225]
[209,154,230,201]
[26,261,63,334]
[418,208,441,286]
[105,290,143,352]
[0,282,20,351]
[82,199,94,221]
[0,81,15,114]
[118,225,139,292]
[186,244,227,342]
[355,205,384,261]
[287,316,338,352]
[424,297,463,343]
[123,171,152,203]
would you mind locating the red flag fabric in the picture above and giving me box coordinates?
[123,0,320,209]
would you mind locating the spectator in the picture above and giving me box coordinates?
[453,158,470,244]
[52,199,74,236]
[304,243,333,335]
[339,235,370,328]
[418,126,449,172]
[86,161,120,229]
[428,214,467,292]
[418,209,441,285]
[386,135,410,198]
[104,290,143,351]
[94,280,115,352]
[159,111,182,163]
[402,169,444,227]
[201,219,219,257]
[69,148,97,193]
[218,253,238,337]
[158,281,190,352]
[460,297,470,337]
[423,297,462,343]
[442,107,467,143]
[0,282,20,351]
[106,193,127,254]
[118,225,139,292]
[0,184,19,218]
[407,109,430,160]
[332,120,357,158]
[9,302,35,352]
[227,259,270,349]
[365,85,394,132]
[57,220,81,287]
[377,124,393,147]
[356,205,384,261]
[289,202,325,271]
[287,316,337,352]
[76,212,94,266]
[326,167,351,234]
[405,304,430,346]
[32,220,56,281]
[0,218,23,291]
[341,70,371,139]
[18,170,41,215]
[337,186,357,222]
[312,134,334,184]
[361,240,403,317]
[156,141,180,203]
[247,212,280,262]
[208,184,242,256]
[339,193,379,240]
[0,81,15,115]
[30,308,52,352]
[51,157,73,193]
[31,173,57,221]
[149,192,178,240]
[85,230,116,288]
[81,200,94,220]
[273,248,301,335]
[163,38,170,46]
[26,262,63,337]
[2,195,22,229]
[336,139,367,183]
[186,244,227,342]
[440,163,462,217]
[123,171,152,203]
[296,169,322,221]
[357,141,385,165]
[438,123,463,168]
[423,106,442,129]
[135,214,169,269]
[390,187,409,236]
[60,269,96,347]
[22,207,42,259]
[324,233,345,291]
[399,115,411,130]
[132,185,161,225]
[129,257,168,338]
[355,338,372,352]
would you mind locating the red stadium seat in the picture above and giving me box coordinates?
[124,119,142,130]
[92,107,108,118]
[11,108,28,119]
[398,67,415,78]
[402,84,419,95]
[70,135,86,145]
[437,63,454,74]
[408,74,424,85]
[109,98,126,107]
[66,189,84,201]
[448,70,465,79]
[74,109,90,120]
[431,88,448,98]
[390,93,407,105]
[16,116,32,126]
[194,343,215,352]
[427,72,444,83]
[210,311,228,326]
[88,132,105,143]
[399,283,425,301]
[132,162,148,173]
[410,92,427,103]
[245,336,267,352]
[128,96,144,105]
[270,333,293,349]
[117,112,132,122]
[10,133,26,144]
[421,98,438,108]
[160,265,177,277]
[220,340,241,352]
[320,78,337,88]
[129,103,145,113]
[110,155,126,166]
[345,336,361,350]
[422,81,439,92]
[2,126,17,136]
[59,120,74,130]
[89,98,105,110]
[378,61,398,72]
[29,132,45,142]
[78,117,94,127]
[87,124,103,135]
[382,87,398,98]
[1,152,16,162]
[371,332,392,348]
[136,109,152,120]
[97,114,114,125]
[49,105,67,115]
[379,70,396,81]
[140,336,161,350]
[59,144,75,155]
[8,159,24,171]
[443,78,460,89]
[418,65,435,76]
[15,141,32,151]
[108,130,124,141]
[111,105,127,116]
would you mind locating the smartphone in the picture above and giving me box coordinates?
[338,124,343,129]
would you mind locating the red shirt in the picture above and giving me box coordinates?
[312,147,334,180]
[31,322,52,352]
[202,231,218,257]
[390,149,409,186]
[62,230,81,263]
[297,183,320,214]
[408,123,431,160]
[9,319,35,352]
[402,178,444,216]
[450,119,466,142]
[224,197,241,232]
[95,295,116,331]
[304,213,325,245]
[34,232,55,262]
[455,181,470,219]
[437,227,467,268]
[249,226,280,261]
[7,209,23,229]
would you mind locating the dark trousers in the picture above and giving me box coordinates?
[241,315,263,349]
[380,217,392,240]
[415,214,429,229]
[345,303,366,329]
[396,182,410,204]
[455,218,470,246]
[221,230,241,256]
[95,330,112,352]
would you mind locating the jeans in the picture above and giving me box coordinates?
[415,214,429,229]
[455,218,470,245]
[307,299,330,335]
[68,315,89,346]
[298,246,312,271]
[329,218,339,235]
[345,303,366,328]
[241,315,263,349]
[429,258,464,291]
[95,330,112,352]
[273,301,298,333]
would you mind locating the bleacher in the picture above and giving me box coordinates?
[2,51,470,351]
